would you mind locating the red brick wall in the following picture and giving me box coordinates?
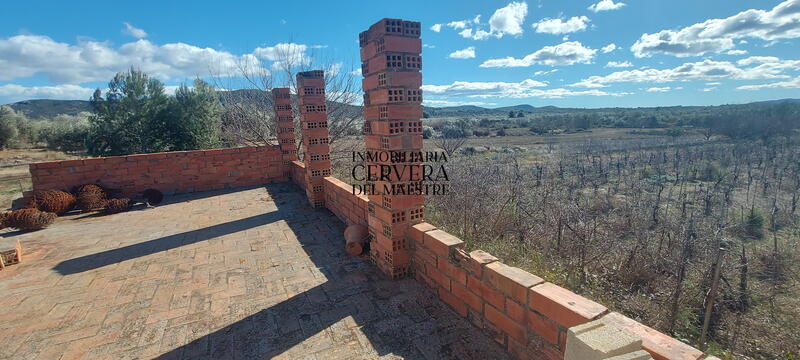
[408,223,706,360]
[323,177,368,226]
[29,146,285,196]
[290,161,306,191]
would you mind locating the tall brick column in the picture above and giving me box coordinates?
[272,87,297,179]
[296,70,332,208]
[360,18,425,278]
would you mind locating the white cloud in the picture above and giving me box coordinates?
[645,87,671,92]
[431,24,442,32]
[726,49,748,55]
[601,43,617,53]
[737,76,800,90]
[448,20,471,29]
[606,61,633,68]
[0,84,95,103]
[588,0,627,13]
[423,99,496,107]
[489,2,528,36]
[736,56,780,66]
[481,41,597,67]
[572,57,800,88]
[0,34,262,84]
[443,2,528,40]
[423,78,628,99]
[123,22,148,39]
[423,44,436,49]
[448,46,476,59]
[534,69,559,76]
[702,87,717,92]
[706,82,721,85]
[253,43,316,70]
[631,0,800,58]
[533,16,590,35]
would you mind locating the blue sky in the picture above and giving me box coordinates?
[1,0,798,108]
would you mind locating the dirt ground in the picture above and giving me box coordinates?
[0,149,80,210]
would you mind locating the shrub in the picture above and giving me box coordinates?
[666,127,685,137]
[699,161,724,182]
[745,208,765,238]
[422,126,434,139]
[41,113,91,151]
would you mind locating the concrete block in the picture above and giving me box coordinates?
[565,319,643,360]
[607,350,655,360]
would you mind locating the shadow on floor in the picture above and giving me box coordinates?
[156,183,509,359]
[53,213,279,275]
[54,183,509,359]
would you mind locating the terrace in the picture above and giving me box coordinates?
[0,17,714,360]
[0,184,508,359]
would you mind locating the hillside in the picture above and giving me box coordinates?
[5,89,363,119]
[8,99,92,119]
[5,96,800,119]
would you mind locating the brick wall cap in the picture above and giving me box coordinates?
[470,250,499,265]
[486,262,544,288]
[425,229,463,247]
[529,282,608,329]
[411,222,436,233]
[601,312,704,360]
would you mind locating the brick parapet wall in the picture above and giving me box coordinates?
[323,177,368,226]
[29,146,285,196]
[407,222,708,360]
[290,161,306,191]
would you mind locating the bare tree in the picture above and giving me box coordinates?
[209,43,363,161]
[434,136,468,157]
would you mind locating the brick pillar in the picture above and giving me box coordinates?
[359,18,425,278]
[296,70,332,208]
[272,87,297,179]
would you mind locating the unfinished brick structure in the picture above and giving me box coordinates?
[23,17,717,360]
[271,87,298,179]
[360,18,425,279]
[296,70,332,208]
[29,146,284,197]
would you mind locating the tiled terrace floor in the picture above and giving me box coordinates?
[0,183,510,360]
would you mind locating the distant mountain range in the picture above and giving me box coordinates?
[5,95,800,119]
[7,99,93,118]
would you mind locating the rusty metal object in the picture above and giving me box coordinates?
[344,224,369,256]
[0,212,8,230]
[104,198,131,214]
[72,184,107,197]
[3,208,57,230]
[26,190,76,215]
[76,192,107,213]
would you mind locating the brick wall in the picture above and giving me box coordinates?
[408,222,706,360]
[323,177,368,226]
[29,146,285,196]
[290,161,306,191]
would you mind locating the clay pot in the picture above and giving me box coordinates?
[344,224,369,256]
